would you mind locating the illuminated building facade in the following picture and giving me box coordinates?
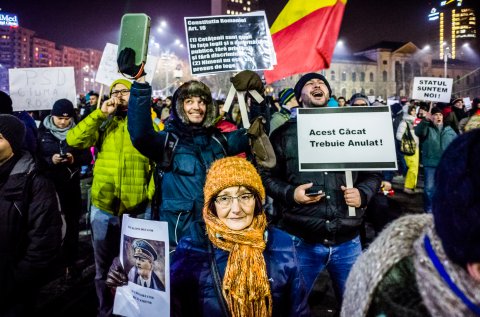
[428,0,477,59]
[211,0,260,15]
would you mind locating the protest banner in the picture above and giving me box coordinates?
[463,97,472,111]
[113,215,169,317]
[96,43,158,86]
[297,107,397,171]
[9,67,76,111]
[184,12,275,76]
[411,76,453,102]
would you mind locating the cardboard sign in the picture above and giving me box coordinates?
[412,77,453,102]
[297,107,397,171]
[114,215,170,317]
[184,12,275,75]
[96,43,158,86]
[9,67,76,111]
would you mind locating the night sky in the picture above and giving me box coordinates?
[1,0,440,55]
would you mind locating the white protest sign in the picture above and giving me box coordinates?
[114,215,170,317]
[96,43,158,86]
[184,12,275,76]
[9,67,76,111]
[463,97,472,111]
[297,107,397,171]
[412,77,453,103]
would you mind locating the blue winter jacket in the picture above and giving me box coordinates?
[171,225,310,317]
[127,82,252,246]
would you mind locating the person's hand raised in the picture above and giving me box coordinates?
[101,97,121,116]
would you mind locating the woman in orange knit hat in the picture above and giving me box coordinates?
[106,157,309,316]
[170,157,309,317]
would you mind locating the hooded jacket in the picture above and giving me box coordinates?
[127,81,259,246]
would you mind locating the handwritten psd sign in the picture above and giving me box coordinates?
[297,107,397,171]
[411,77,453,103]
[9,67,76,111]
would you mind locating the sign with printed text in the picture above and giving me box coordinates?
[114,215,170,317]
[297,107,397,171]
[411,77,453,102]
[9,67,76,111]
[184,12,276,75]
[96,43,158,86]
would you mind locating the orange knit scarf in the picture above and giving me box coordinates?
[204,209,272,317]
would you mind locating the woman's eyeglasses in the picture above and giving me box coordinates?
[214,193,254,207]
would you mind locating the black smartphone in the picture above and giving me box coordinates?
[305,186,324,196]
[118,13,151,66]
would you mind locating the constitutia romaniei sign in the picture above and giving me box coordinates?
[184,12,275,76]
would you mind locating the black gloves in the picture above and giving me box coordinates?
[105,257,128,288]
[117,47,146,79]
[230,70,264,93]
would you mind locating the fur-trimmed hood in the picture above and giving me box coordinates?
[171,80,217,128]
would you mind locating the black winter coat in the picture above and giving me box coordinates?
[260,120,382,245]
[0,152,63,315]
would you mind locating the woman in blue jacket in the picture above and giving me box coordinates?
[107,157,309,317]
[170,157,309,317]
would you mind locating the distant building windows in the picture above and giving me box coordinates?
[341,71,346,81]
[370,72,374,82]
[330,70,336,81]
[383,60,388,65]
[383,71,388,82]
[352,72,357,82]
[369,89,375,96]
[360,72,365,82]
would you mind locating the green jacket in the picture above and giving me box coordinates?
[414,120,457,167]
[66,109,155,215]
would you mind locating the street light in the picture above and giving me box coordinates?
[444,46,452,78]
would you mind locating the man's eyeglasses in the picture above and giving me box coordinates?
[111,89,130,97]
[214,193,254,207]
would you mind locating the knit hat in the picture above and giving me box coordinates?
[204,157,265,204]
[171,80,216,128]
[433,129,480,267]
[0,91,13,114]
[294,73,332,104]
[52,99,75,117]
[0,114,26,155]
[350,93,371,106]
[109,79,132,95]
[431,107,442,115]
[278,88,295,105]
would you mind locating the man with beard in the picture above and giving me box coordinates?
[415,107,457,213]
[67,79,156,317]
[259,73,381,304]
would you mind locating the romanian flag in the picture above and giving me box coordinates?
[264,0,347,84]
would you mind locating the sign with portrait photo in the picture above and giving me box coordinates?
[113,215,169,317]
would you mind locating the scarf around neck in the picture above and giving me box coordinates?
[203,208,272,317]
[43,115,75,141]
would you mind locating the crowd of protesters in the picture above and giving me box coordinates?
[1,56,479,317]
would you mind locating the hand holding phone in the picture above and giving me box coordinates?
[305,186,324,196]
